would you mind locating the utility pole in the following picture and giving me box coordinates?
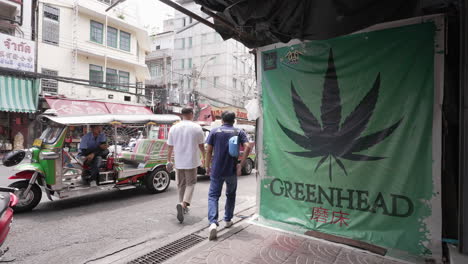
[191,65,200,120]
[163,56,167,114]
[191,56,215,120]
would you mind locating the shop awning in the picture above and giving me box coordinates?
[0,75,39,113]
[45,98,109,116]
[45,98,153,116]
[104,102,153,115]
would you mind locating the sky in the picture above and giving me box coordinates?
[135,0,175,34]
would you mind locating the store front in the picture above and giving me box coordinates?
[0,75,40,153]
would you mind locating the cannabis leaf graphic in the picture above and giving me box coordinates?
[278,49,402,182]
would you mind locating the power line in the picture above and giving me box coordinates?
[0,66,144,94]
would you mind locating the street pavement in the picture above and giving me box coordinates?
[0,164,257,264]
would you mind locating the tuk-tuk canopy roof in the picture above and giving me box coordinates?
[39,114,181,125]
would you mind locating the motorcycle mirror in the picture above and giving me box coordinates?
[2,150,26,167]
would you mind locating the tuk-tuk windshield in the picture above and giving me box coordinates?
[40,127,64,144]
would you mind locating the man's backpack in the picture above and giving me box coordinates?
[228,129,241,158]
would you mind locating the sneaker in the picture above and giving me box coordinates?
[90,181,97,187]
[225,220,233,228]
[208,223,217,240]
[176,204,184,223]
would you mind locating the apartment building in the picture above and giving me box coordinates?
[146,29,175,110]
[167,0,255,107]
[37,0,150,104]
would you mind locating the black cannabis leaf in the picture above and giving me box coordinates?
[278,49,402,181]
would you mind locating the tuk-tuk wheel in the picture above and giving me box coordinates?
[145,168,171,194]
[8,181,42,213]
[241,159,254,175]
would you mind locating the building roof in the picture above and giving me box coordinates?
[192,0,453,48]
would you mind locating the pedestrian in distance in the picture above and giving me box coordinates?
[167,107,205,223]
[205,111,251,240]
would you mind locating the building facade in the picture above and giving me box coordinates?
[145,30,175,112]
[0,0,39,151]
[162,0,256,107]
[36,0,150,104]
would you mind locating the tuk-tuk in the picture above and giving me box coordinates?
[2,114,180,212]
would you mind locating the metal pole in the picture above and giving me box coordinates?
[113,125,117,160]
[460,0,468,254]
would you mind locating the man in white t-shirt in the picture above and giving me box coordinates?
[167,107,205,223]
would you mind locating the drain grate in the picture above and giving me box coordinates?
[128,234,205,264]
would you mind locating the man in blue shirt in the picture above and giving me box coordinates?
[79,125,108,186]
[205,111,251,240]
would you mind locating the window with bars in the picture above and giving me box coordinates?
[106,68,118,89]
[120,31,131,51]
[107,26,118,48]
[90,21,104,44]
[41,69,58,93]
[119,71,130,91]
[149,62,163,77]
[89,64,103,86]
[43,5,60,45]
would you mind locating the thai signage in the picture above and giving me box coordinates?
[0,33,35,72]
[259,20,442,261]
[211,106,248,119]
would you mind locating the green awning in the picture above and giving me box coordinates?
[0,75,39,113]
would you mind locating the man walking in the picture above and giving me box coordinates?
[205,111,251,240]
[167,107,205,223]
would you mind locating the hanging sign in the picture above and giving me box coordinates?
[0,33,35,72]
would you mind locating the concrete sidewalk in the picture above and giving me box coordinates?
[163,221,406,264]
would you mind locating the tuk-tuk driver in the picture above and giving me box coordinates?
[79,125,109,186]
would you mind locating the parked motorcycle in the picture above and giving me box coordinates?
[0,187,18,257]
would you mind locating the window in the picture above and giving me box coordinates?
[182,17,186,27]
[43,5,60,45]
[89,65,103,86]
[41,69,58,93]
[156,45,161,50]
[90,21,103,44]
[124,96,131,102]
[200,78,207,89]
[201,33,208,44]
[189,17,193,24]
[187,79,191,89]
[174,60,184,70]
[188,37,192,48]
[188,58,192,69]
[120,31,131,51]
[107,26,118,48]
[213,77,219,88]
[106,68,118,89]
[149,62,162,77]
[232,78,237,90]
[175,38,185,49]
[181,59,185,69]
[119,71,130,91]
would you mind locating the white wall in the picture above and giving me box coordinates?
[37,0,149,105]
